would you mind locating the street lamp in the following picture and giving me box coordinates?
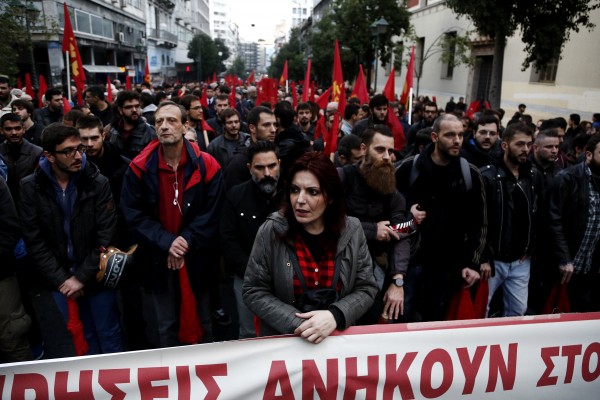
[370,17,388,93]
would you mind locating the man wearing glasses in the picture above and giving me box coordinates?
[404,101,438,156]
[19,123,121,356]
[107,91,156,159]
[460,113,502,168]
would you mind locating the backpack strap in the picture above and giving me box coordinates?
[409,154,420,187]
[460,157,472,192]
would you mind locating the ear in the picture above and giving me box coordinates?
[43,150,55,163]
[360,143,366,152]
[501,140,508,151]
[586,150,593,163]
[430,131,438,143]
[246,162,251,171]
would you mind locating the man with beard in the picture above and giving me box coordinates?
[296,102,315,140]
[548,134,600,312]
[107,91,156,160]
[460,114,502,167]
[480,123,536,317]
[220,140,283,338]
[0,113,42,201]
[11,99,44,146]
[206,94,230,136]
[223,106,278,190]
[19,123,121,356]
[339,125,419,324]
[33,88,64,129]
[207,108,249,169]
[404,101,438,156]
[351,95,389,138]
[395,114,486,322]
[179,95,214,151]
[84,86,114,127]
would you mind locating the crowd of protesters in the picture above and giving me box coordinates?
[0,73,599,362]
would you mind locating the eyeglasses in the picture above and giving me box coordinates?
[122,104,141,110]
[189,106,203,111]
[54,144,86,157]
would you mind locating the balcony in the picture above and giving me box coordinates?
[149,28,178,48]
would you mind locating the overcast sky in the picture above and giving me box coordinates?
[230,0,290,43]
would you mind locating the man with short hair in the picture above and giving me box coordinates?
[405,101,438,155]
[107,90,156,159]
[32,88,64,128]
[480,124,536,317]
[121,101,224,347]
[0,113,43,201]
[220,140,283,338]
[396,114,487,322]
[223,106,278,190]
[540,118,570,168]
[206,94,230,136]
[179,94,214,151]
[274,101,311,176]
[296,102,315,139]
[19,123,121,355]
[548,134,600,312]
[341,103,360,136]
[85,86,114,127]
[11,99,44,146]
[0,77,17,117]
[340,125,415,324]
[351,95,389,138]
[460,114,501,167]
[336,134,365,166]
[206,84,217,118]
[207,108,249,169]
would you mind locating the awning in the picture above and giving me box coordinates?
[83,65,123,73]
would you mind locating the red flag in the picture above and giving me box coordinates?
[382,67,395,102]
[24,74,34,98]
[38,75,47,108]
[201,119,214,133]
[229,80,236,109]
[386,105,406,151]
[291,81,298,109]
[144,55,151,86]
[331,40,346,117]
[325,113,341,155]
[200,87,209,108]
[350,64,369,105]
[125,75,132,90]
[315,86,332,110]
[310,81,316,102]
[106,76,113,103]
[62,98,72,113]
[212,72,217,83]
[301,59,312,102]
[246,70,255,85]
[314,114,327,140]
[270,78,278,107]
[473,280,490,318]
[17,77,22,90]
[279,60,288,86]
[62,3,86,91]
[399,46,415,108]
[446,288,476,321]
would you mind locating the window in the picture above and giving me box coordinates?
[440,31,456,79]
[91,15,103,36]
[76,10,91,34]
[126,0,142,9]
[530,59,559,84]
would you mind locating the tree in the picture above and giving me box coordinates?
[268,28,306,83]
[446,0,600,108]
[187,33,230,81]
[228,56,246,78]
[331,0,410,89]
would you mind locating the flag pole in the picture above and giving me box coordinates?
[203,130,210,149]
[66,52,72,102]
[408,87,413,125]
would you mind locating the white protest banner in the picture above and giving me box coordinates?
[1,312,599,399]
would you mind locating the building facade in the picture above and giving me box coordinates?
[209,0,238,69]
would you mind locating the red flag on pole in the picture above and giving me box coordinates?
[106,76,113,103]
[125,74,132,90]
[38,75,48,108]
[200,87,209,108]
[24,74,34,99]
[229,80,237,109]
[399,46,415,108]
[62,98,72,113]
[350,64,369,105]
[331,40,346,117]
[144,56,151,87]
[382,67,395,102]
[325,113,341,156]
[279,60,288,87]
[62,2,86,104]
[314,114,327,140]
[246,70,255,85]
[386,104,406,151]
[301,58,312,102]
[315,86,332,110]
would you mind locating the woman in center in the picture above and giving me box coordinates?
[243,152,377,343]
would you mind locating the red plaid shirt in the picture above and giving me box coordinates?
[293,235,338,298]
